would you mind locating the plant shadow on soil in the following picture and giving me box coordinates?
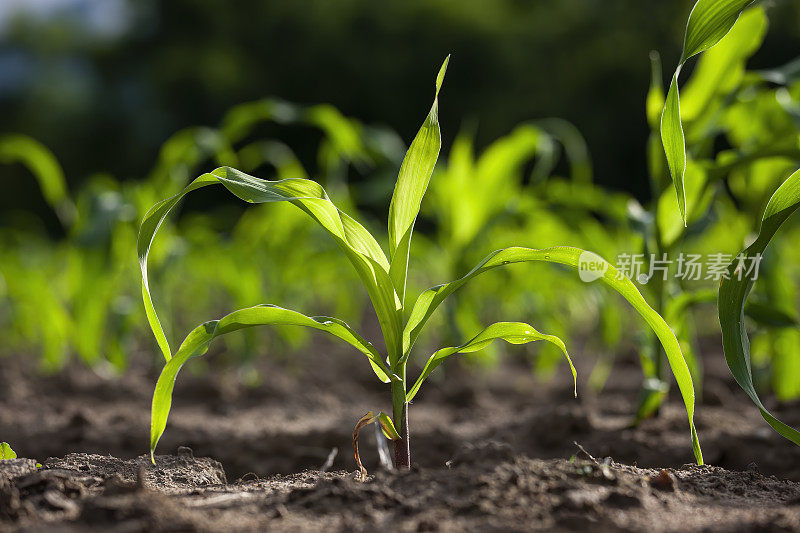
[2,337,800,531]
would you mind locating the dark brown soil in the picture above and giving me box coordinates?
[2,338,800,531]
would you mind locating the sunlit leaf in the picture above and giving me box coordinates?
[681,0,757,62]
[388,56,449,306]
[656,159,712,247]
[530,118,593,184]
[0,442,16,460]
[661,75,688,222]
[220,99,299,143]
[0,134,75,226]
[646,51,665,130]
[680,7,766,122]
[306,104,369,167]
[406,321,575,402]
[661,0,757,225]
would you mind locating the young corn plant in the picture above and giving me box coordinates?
[658,0,800,437]
[0,134,76,228]
[140,57,704,470]
[623,0,800,419]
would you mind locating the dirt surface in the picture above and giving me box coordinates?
[2,447,800,531]
[2,338,800,531]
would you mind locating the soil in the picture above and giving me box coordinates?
[2,337,800,532]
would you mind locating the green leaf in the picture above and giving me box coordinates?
[236,140,309,180]
[661,73,688,224]
[137,166,401,365]
[377,412,401,441]
[146,127,238,193]
[150,304,395,458]
[306,104,369,167]
[0,442,17,460]
[656,159,712,247]
[664,288,796,329]
[431,124,545,250]
[635,378,671,422]
[680,7,766,121]
[681,0,757,63]
[664,291,711,392]
[403,246,702,464]
[0,134,75,226]
[529,118,593,184]
[388,56,448,308]
[220,99,299,143]
[718,167,800,446]
[661,0,757,225]
[406,321,575,402]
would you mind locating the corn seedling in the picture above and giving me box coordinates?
[655,0,800,440]
[140,57,703,469]
[0,134,76,228]
[612,0,800,418]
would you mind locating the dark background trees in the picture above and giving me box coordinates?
[1,0,798,229]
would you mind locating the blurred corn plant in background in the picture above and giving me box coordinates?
[0,100,404,374]
[412,120,641,390]
[650,1,800,427]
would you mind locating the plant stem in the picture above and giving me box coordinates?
[393,403,410,469]
[391,372,410,469]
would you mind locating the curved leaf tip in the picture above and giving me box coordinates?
[436,55,450,97]
[661,0,757,225]
[406,320,575,403]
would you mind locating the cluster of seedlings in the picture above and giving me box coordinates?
[1,0,799,476]
[137,0,800,470]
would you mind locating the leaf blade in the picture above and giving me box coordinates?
[718,167,800,446]
[150,304,393,458]
[0,442,17,460]
[387,56,449,306]
[137,166,402,364]
[661,0,757,224]
[406,321,575,402]
[661,73,687,223]
[682,0,757,62]
[0,134,75,226]
[403,246,702,464]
